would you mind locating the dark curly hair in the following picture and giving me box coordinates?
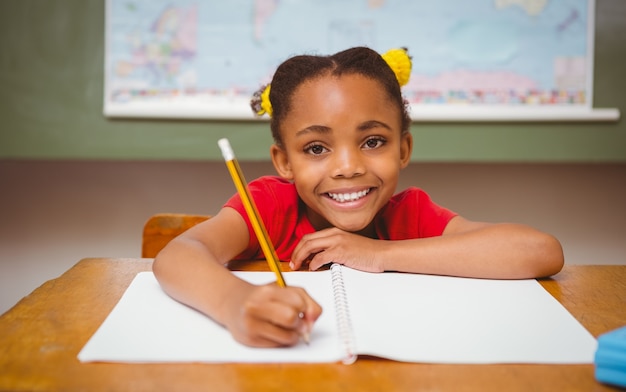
[259,47,411,146]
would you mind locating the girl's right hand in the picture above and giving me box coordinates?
[222,282,322,347]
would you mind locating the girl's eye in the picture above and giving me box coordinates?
[363,137,385,150]
[304,143,328,155]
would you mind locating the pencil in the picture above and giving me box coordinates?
[218,139,310,344]
[217,138,286,287]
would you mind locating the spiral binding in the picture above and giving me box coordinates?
[330,264,357,364]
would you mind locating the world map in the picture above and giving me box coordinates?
[105,0,593,118]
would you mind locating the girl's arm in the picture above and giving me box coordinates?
[152,207,321,347]
[289,216,564,279]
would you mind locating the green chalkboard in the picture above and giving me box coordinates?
[0,0,624,162]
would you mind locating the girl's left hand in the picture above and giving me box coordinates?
[289,228,385,273]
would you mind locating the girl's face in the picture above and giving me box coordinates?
[271,73,412,235]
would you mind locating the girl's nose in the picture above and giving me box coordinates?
[331,147,365,178]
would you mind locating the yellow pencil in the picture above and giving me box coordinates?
[218,138,310,344]
[218,138,286,286]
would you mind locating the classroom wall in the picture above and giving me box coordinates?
[0,0,625,162]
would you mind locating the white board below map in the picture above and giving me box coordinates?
[104,0,619,121]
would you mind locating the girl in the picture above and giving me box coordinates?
[153,47,564,348]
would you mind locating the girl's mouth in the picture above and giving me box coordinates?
[327,188,371,203]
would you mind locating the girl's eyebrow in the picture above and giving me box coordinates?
[295,125,331,137]
[296,120,392,137]
[357,120,392,132]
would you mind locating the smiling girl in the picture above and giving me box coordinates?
[153,47,564,348]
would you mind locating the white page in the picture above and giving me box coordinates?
[78,271,344,363]
[340,267,597,364]
[79,268,597,364]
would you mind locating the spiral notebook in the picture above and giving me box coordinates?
[78,265,596,364]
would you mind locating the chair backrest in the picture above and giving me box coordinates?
[142,213,210,258]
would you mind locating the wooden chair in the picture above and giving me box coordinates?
[141,213,210,258]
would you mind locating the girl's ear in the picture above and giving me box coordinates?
[399,132,413,169]
[270,144,294,180]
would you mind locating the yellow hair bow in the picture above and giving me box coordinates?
[253,84,272,117]
[381,47,412,87]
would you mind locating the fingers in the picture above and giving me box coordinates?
[290,228,341,271]
[290,229,385,273]
[231,284,322,347]
[297,286,323,339]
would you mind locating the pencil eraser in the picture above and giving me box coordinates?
[218,138,235,161]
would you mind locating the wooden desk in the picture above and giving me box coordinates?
[1,258,625,391]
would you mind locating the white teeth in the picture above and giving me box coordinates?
[328,189,371,203]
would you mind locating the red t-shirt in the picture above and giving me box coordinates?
[224,176,456,261]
